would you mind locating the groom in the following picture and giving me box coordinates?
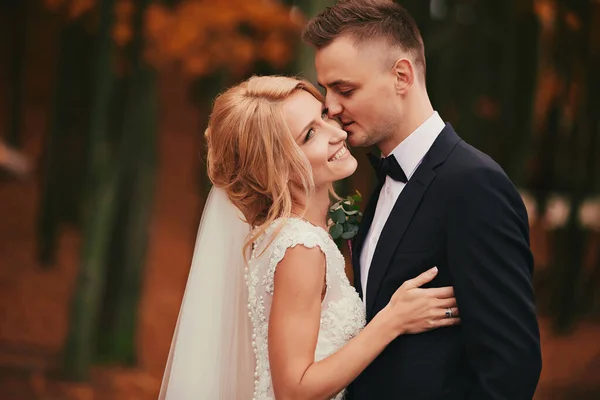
[303,1,542,399]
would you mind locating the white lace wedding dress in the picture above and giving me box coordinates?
[246,217,366,400]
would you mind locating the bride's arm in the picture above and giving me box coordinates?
[269,245,458,400]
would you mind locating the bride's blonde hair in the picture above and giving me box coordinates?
[205,75,324,256]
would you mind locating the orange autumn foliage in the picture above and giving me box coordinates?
[144,0,303,77]
[44,0,96,20]
[44,0,304,77]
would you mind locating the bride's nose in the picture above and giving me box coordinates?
[327,119,347,143]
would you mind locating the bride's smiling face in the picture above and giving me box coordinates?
[282,90,358,188]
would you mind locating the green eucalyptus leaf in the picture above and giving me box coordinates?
[330,222,344,239]
[341,224,359,239]
[348,223,359,234]
[329,191,363,247]
[341,231,355,239]
[331,208,346,224]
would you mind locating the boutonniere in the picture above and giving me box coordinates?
[328,191,363,255]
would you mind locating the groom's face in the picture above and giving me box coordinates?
[315,36,401,149]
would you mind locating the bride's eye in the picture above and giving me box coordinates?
[305,128,315,142]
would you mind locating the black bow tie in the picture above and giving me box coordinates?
[367,152,408,184]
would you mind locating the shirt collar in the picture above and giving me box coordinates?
[388,111,445,180]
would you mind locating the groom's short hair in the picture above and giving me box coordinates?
[302,0,426,78]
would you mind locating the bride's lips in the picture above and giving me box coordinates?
[328,144,349,162]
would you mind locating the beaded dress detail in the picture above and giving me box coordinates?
[245,218,366,400]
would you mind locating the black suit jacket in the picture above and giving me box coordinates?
[349,125,542,400]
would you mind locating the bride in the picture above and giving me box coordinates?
[159,75,460,399]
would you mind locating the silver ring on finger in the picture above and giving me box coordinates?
[445,307,453,319]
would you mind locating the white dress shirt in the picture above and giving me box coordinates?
[360,111,446,304]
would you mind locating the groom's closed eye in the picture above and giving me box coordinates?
[318,79,355,92]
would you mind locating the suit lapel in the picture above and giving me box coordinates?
[352,181,383,300]
[365,124,461,315]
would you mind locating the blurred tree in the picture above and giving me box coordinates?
[282,0,333,82]
[144,0,301,78]
[96,0,158,365]
[423,0,539,183]
[517,0,600,333]
[62,0,119,381]
[507,0,540,186]
[44,0,304,202]
[548,0,600,333]
[580,3,600,317]
[5,0,27,148]
[37,19,93,267]
[145,0,304,193]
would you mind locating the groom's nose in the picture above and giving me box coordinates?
[325,95,343,118]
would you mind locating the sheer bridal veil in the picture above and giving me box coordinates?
[159,187,255,399]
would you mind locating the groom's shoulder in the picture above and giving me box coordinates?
[441,139,511,188]
[449,139,500,169]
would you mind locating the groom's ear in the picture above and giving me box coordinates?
[392,58,414,94]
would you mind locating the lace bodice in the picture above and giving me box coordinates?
[245,218,366,400]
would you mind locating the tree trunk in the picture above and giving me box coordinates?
[551,0,593,333]
[6,0,26,148]
[37,21,83,267]
[288,0,335,82]
[505,0,539,186]
[62,0,119,381]
[95,0,158,365]
[102,75,157,364]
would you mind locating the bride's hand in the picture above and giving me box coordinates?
[381,267,460,336]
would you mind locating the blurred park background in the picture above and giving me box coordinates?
[0,0,599,398]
